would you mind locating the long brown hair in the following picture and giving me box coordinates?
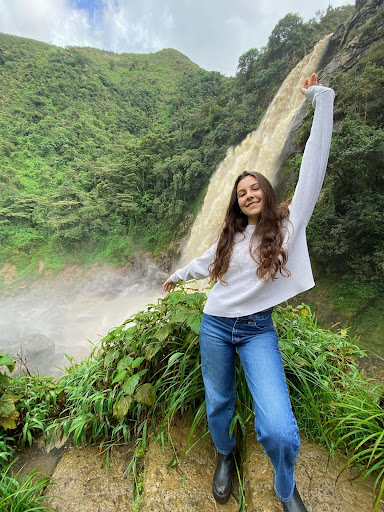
[209,171,291,283]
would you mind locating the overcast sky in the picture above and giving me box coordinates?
[0,0,353,76]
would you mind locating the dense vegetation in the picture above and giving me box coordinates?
[0,36,224,269]
[0,6,353,274]
[1,291,383,510]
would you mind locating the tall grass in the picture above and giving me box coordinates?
[0,460,53,512]
[328,392,384,510]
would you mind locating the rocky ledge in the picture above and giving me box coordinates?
[13,418,380,512]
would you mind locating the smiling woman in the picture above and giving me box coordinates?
[207,168,292,284]
[162,74,335,512]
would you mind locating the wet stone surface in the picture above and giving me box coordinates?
[246,436,383,512]
[141,422,238,511]
[12,433,70,480]
[10,421,384,511]
[43,444,134,512]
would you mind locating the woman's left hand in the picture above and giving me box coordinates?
[162,276,176,292]
[301,73,322,95]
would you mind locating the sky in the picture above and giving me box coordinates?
[0,0,353,76]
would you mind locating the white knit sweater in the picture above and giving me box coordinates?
[171,85,335,317]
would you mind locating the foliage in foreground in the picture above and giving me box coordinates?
[0,351,18,431]
[0,363,62,458]
[1,288,384,509]
[0,460,52,512]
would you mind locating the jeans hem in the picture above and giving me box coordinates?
[275,485,294,503]
[217,449,234,456]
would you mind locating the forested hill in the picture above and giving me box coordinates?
[0,35,227,268]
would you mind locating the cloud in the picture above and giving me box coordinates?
[98,0,172,53]
[0,0,353,76]
[0,0,91,46]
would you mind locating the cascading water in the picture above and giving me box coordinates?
[180,35,332,268]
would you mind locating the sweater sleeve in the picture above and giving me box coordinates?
[289,85,335,226]
[170,242,217,283]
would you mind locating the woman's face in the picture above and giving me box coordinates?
[236,175,264,224]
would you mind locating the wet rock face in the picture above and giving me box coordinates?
[13,417,382,512]
[245,437,378,512]
[324,0,384,76]
[141,420,381,512]
[141,422,239,512]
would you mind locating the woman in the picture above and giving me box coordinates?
[162,74,334,512]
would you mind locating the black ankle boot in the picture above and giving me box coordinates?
[212,452,234,504]
[281,485,307,512]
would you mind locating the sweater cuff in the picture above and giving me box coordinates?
[305,85,334,107]
[170,271,180,283]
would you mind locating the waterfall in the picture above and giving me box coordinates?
[179,35,332,269]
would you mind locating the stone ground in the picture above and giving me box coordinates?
[13,420,383,512]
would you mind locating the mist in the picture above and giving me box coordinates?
[0,260,167,377]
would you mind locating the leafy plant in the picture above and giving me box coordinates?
[0,433,15,466]
[10,374,63,448]
[0,351,19,431]
[48,286,206,445]
[0,362,63,470]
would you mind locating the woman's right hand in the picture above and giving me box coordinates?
[301,72,322,95]
[162,277,176,292]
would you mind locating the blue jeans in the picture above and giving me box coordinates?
[199,310,300,502]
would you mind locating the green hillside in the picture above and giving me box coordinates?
[0,34,228,269]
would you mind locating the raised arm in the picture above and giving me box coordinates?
[289,73,335,226]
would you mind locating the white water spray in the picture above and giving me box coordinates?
[180,35,332,267]
[0,261,166,377]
